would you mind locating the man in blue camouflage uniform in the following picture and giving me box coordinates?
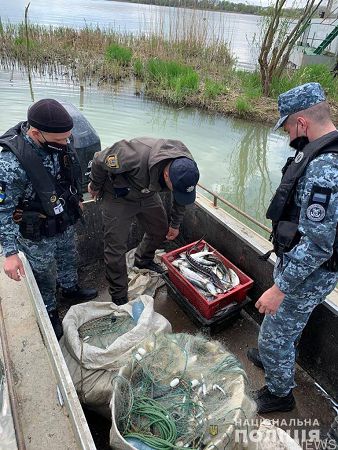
[0,99,97,339]
[247,82,338,413]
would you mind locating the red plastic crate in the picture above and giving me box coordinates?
[162,240,254,320]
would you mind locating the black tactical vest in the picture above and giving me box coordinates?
[0,122,83,240]
[266,130,338,271]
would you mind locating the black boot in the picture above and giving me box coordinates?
[111,296,129,306]
[61,284,98,303]
[255,386,295,414]
[134,260,165,274]
[48,309,63,340]
[247,348,264,369]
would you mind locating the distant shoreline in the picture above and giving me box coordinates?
[106,0,305,18]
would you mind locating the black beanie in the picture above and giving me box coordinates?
[27,98,73,133]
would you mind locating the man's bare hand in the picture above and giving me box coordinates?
[166,227,179,241]
[88,183,99,199]
[4,254,25,281]
[255,284,285,315]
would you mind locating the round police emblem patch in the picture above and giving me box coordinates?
[306,203,325,222]
[294,151,304,163]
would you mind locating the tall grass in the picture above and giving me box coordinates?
[146,59,198,89]
[235,70,262,99]
[133,58,144,78]
[235,96,252,115]
[270,64,338,101]
[0,19,234,87]
[105,43,132,66]
[236,65,338,102]
[203,78,228,99]
[1,12,337,122]
[145,59,199,102]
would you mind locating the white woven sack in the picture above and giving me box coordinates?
[61,296,171,417]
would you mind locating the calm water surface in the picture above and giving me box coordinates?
[0,69,290,233]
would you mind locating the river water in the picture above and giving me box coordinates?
[1,0,294,234]
[0,68,289,233]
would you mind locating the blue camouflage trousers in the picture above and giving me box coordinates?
[17,226,78,312]
[258,259,338,396]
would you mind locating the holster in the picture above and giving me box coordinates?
[65,194,83,225]
[112,187,130,198]
[273,221,338,272]
[19,211,44,241]
[272,221,301,258]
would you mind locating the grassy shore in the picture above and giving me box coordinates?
[1,21,337,125]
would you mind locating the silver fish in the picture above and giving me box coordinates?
[172,258,189,268]
[186,250,226,290]
[180,266,218,297]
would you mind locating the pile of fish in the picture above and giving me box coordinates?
[172,242,240,301]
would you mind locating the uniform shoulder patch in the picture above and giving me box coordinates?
[105,154,119,169]
[306,185,331,222]
[0,181,6,204]
[306,203,326,221]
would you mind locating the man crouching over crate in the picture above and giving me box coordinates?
[88,137,200,306]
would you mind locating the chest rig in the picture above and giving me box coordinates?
[265,131,338,271]
[0,122,83,240]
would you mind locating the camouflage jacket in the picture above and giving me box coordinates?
[274,149,338,294]
[0,124,61,256]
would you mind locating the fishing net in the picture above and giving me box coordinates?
[61,296,172,418]
[78,314,136,350]
[110,333,256,450]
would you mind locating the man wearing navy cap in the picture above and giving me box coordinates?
[88,137,200,305]
[247,83,338,413]
[0,99,97,339]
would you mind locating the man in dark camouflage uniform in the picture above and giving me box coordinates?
[247,83,338,413]
[0,99,97,339]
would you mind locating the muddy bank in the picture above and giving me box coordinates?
[145,87,338,126]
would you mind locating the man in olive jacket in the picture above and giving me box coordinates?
[88,137,200,305]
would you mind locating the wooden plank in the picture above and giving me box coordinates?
[0,254,96,450]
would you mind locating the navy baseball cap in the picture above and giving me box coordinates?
[169,157,200,205]
[273,82,326,131]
